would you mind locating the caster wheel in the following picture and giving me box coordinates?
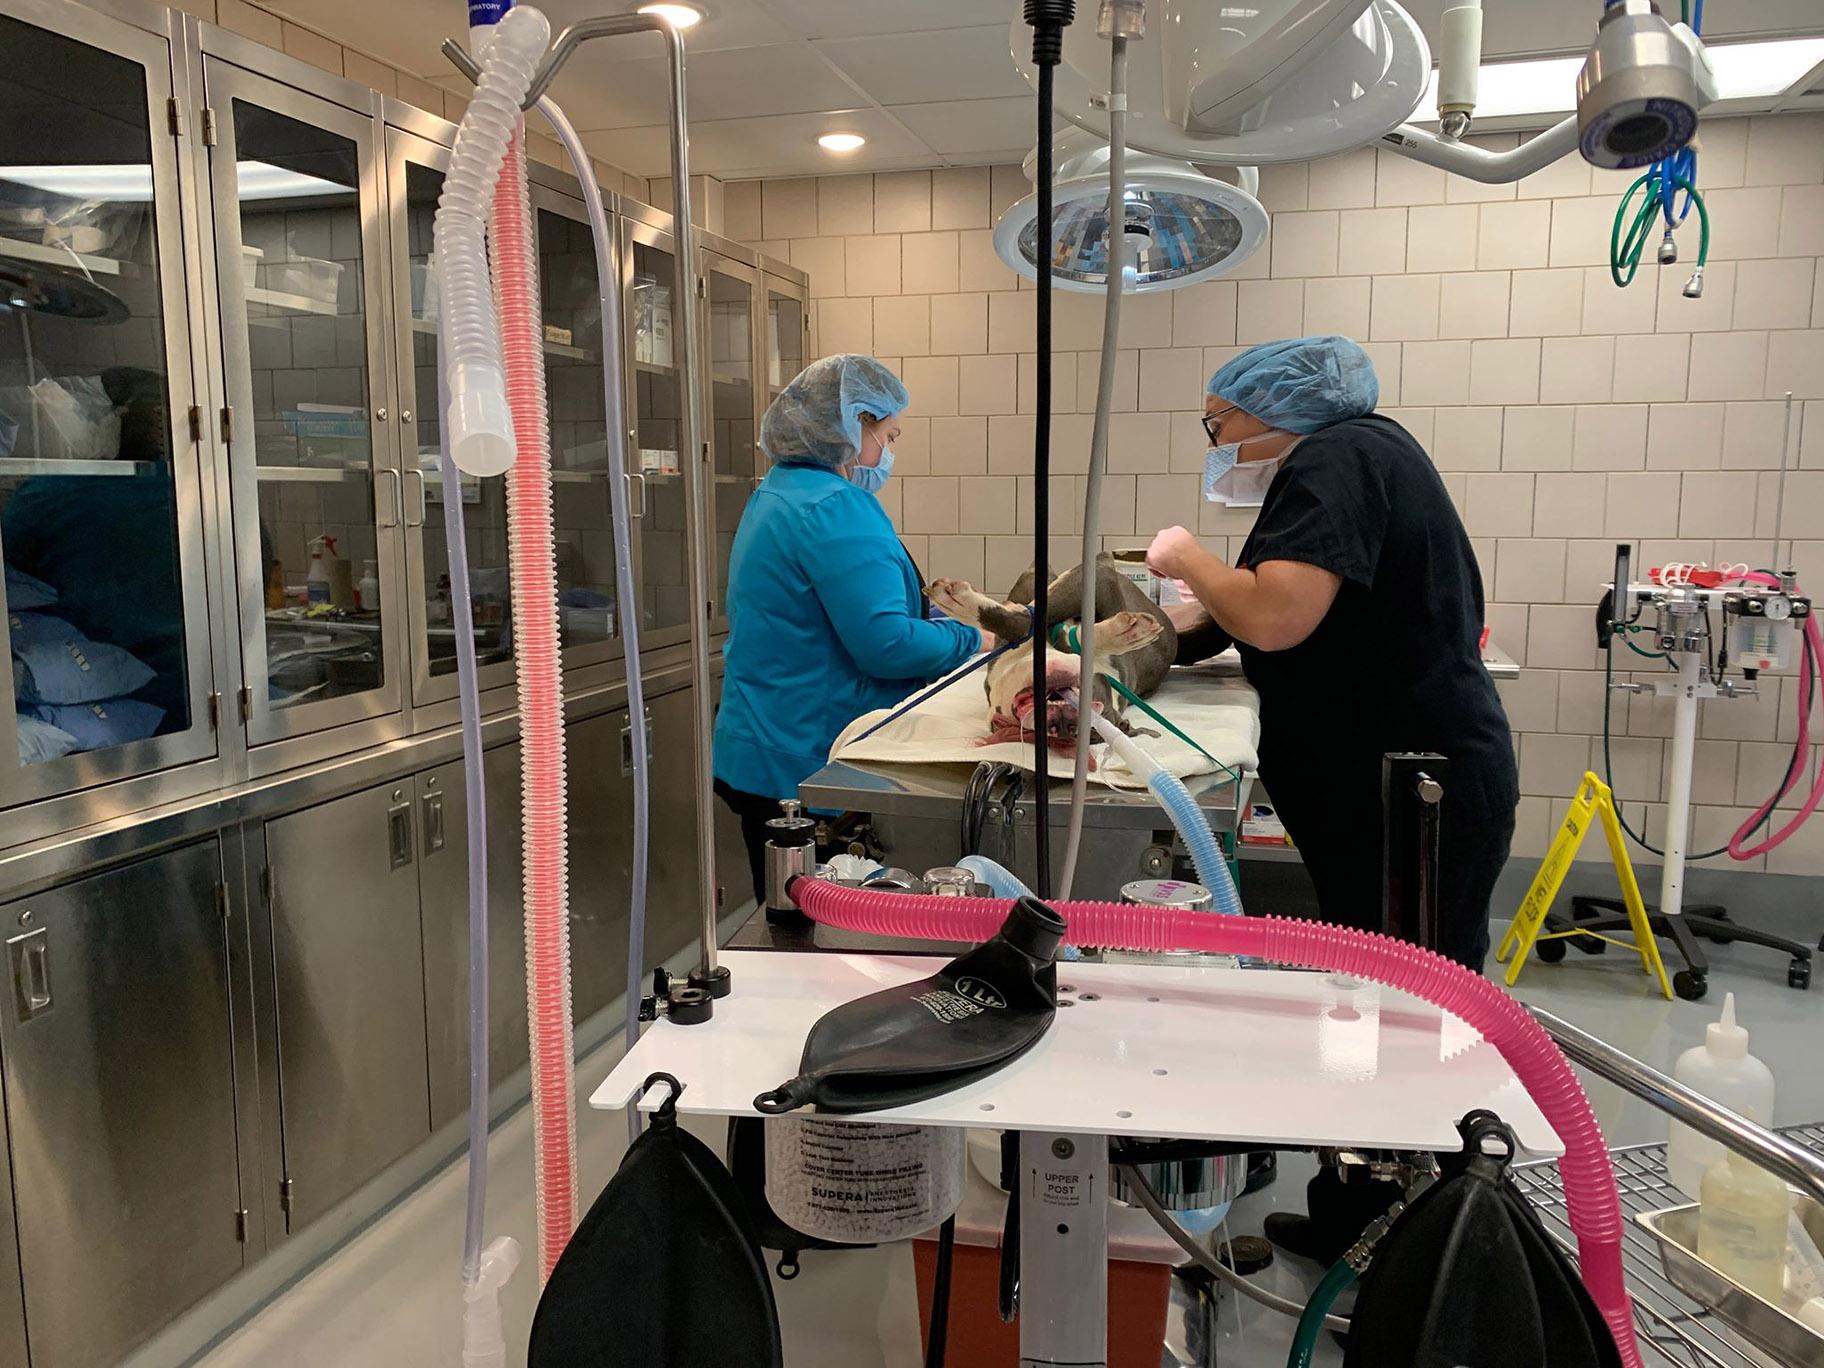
[1674,970,1708,1001]
[1700,910,1735,945]
[1789,961,1812,990]
[1574,932,1607,955]
[1537,938,1568,963]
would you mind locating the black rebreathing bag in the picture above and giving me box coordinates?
[754,897,1066,1115]
[1344,1110,1623,1368]
[529,1073,783,1368]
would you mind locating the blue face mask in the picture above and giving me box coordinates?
[1200,442,1240,500]
[848,448,893,494]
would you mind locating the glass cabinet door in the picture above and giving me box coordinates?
[702,255,756,624]
[620,222,690,646]
[763,275,807,409]
[537,187,620,664]
[205,62,401,744]
[385,129,516,708]
[0,5,216,803]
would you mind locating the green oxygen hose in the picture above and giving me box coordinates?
[1611,170,1709,288]
[1287,1257,1358,1368]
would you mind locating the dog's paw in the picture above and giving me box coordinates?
[1099,610,1165,654]
[927,577,986,624]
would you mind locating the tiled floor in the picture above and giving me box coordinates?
[190,920,1822,1368]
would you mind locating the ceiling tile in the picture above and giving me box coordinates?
[762,0,1014,40]
[585,107,935,178]
[261,0,463,75]
[550,43,860,129]
[888,98,1056,157]
[815,25,1029,105]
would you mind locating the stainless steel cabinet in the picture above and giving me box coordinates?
[418,745,529,1130]
[761,272,808,418]
[646,682,710,965]
[263,782,431,1231]
[566,707,635,1025]
[203,57,406,749]
[0,0,219,810]
[1,839,243,1368]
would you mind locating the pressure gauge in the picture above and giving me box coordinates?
[1764,595,1793,621]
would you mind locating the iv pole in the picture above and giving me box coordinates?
[445,13,729,1002]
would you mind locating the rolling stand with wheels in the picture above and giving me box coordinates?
[1540,542,1814,1000]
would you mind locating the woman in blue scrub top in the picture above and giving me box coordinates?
[714,354,983,914]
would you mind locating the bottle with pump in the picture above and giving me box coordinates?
[1666,993,1776,1199]
[1696,1114,1790,1302]
[306,534,336,606]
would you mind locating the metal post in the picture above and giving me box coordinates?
[1658,641,1701,921]
[445,16,727,995]
[1770,390,1794,573]
[1382,753,1446,951]
[1018,1131,1109,1368]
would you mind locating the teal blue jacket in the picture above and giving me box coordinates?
[714,463,978,800]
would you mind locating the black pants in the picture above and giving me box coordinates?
[714,779,793,910]
[1268,777,1516,972]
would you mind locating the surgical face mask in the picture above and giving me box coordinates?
[1202,433,1292,507]
[848,448,893,494]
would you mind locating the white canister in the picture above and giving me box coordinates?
[1110,549,1159,603]
[764,1115,966,1243]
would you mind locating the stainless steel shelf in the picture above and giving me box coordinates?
[409,315,596,360]
[0,457,162,478]
[245,284,337,316]
[1515,1125,1824,1368]
[254,464,369,484]
[0,236,137,278]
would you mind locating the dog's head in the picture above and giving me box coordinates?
[981,640,1115,754]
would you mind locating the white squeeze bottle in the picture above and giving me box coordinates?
[1666,993,1775,1199]
[1697,1118,1789,1302]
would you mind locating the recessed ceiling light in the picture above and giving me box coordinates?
[636,3,703,29]
[818,132,866,153]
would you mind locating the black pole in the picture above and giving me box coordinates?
[1025,0,1073,897]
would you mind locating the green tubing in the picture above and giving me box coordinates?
[1287,1257,1358,1368]
[1611,171,1708,289]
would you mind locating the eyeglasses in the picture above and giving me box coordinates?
[1202,406,1239,444]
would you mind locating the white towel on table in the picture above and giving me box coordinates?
[829,652,1260,791]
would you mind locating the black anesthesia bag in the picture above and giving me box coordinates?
[528,1073,783,1368]
[1344,1110,1623,1368]
[754,896,1066,1115]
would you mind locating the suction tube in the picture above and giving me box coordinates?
[534,93,653,1143]
[787,879,1643,1368]
[1087,709,1239,913]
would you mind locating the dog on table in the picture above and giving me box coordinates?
[927,554,1175,759]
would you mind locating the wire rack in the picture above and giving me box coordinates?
[1514,1122,1824,1368]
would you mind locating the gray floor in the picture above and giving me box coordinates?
[189,912,1822,1368]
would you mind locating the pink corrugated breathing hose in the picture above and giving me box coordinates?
[491,125,577,1281]
[789,878,1643,1368]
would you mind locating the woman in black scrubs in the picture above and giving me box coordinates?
[1147,335,1518,973]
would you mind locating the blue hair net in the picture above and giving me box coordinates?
[759,354,909,468]
[1205,335,1379,435]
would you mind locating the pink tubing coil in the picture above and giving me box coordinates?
[791,879,1643,1368]
[492,126,577,1281]
[1730,612,1823,859]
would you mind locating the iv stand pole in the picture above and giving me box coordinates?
[445,16,728,999]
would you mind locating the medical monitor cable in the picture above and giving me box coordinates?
[1024,0,1076,898]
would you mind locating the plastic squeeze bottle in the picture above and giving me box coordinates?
[1666,993,1776,1199]
[1697,1125,1789,1302]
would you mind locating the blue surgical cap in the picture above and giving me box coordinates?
[1205,335,1380,435]
[759,354,909,468]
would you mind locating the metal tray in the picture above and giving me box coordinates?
[1636,1200,1824,1368]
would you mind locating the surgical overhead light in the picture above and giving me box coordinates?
[817,132,866,153]
[635,3,703,29]
[1575,0,1715,170]
[993,131,1267,292]
[1014,0,1431,165]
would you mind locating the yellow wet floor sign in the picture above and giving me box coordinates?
[1497,771,1672,999]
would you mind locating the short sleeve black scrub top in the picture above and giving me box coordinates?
[1189,415,1519,969]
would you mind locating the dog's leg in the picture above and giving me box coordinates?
[928,578,1030,643]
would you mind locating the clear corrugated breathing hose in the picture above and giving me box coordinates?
[1057,30,1129,899]
[434,4,580,1299]
[533,92,654,1144]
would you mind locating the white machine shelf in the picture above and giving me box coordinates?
[592,950,1562,1157]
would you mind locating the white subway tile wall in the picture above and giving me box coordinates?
[729,118,1824,872]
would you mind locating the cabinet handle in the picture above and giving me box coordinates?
[387,800,415,869]
[619,709,654,777]
[405,469,426,528]
[8,928,51,1021]
[627,470,647,521]
[422,791,446,853]
[377,468,402,529]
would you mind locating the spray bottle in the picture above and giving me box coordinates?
[1666,993,1776,1199]
[306,534,337,605]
